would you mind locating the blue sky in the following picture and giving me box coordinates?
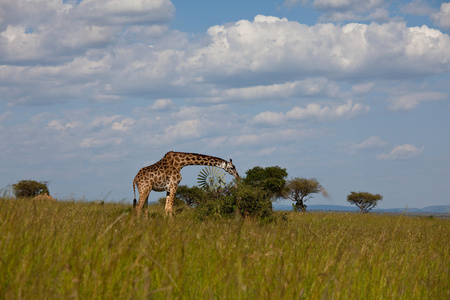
[1,0,449,209]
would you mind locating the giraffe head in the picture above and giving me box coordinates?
[223,159,239,179]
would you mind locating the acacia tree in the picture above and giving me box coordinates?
[176,185,206,207]
[243,166,288,200]
[12,180,49,198]
[284,177,325,212]
[347,191,383,213]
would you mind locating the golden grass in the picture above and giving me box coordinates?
[0,198,448,299]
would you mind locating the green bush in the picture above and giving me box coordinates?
[194,189,236,220]
[176,185,206,207]
[153,180,275,221]
[157,185,208,212]
[234,183,273,219]
[12,180,49,198]
[194,181,274,221]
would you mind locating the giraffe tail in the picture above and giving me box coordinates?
[133,179,137,207]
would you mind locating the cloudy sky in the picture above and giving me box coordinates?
[1,0,449,209]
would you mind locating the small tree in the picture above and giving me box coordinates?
[347,191,383,213]
[243,166,288,200]
[176,185,206,207]
[284,178,325,212]
[12,180,49,198]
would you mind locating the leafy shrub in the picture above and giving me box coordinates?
[153,180,275,221]
[176,185,206,207]
[194,181,273,221]
[157,185,208,211]
[12,180,49,198]
[194,189,235,219]
[234,183,273,219]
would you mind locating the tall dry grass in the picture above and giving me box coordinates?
[0,198,448,299]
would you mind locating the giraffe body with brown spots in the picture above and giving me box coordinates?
[133,151,239,216]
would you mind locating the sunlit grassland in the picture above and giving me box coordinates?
[0,198,448,299]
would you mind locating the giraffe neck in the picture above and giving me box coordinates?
[171,152,228,170]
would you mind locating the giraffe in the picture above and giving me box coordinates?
[133,151,239,216]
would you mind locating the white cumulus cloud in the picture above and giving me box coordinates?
[432,3,450,30]
[165,119,207,140]
[0,0,174,66]
[151,99,174,110]
[254,100,370,125]
[346,135,388,154]
[223,78,339,101]
[387,91,447,111]
[2,8,450,107]
[377,144,424,160]
[286,100,370,121]
[112,118,135,131]
[351,82,375,95]
[253,111,285,125]
[47,120,77,131]
[179,17,450,88]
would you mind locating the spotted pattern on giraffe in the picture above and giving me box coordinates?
[133,151,239,217]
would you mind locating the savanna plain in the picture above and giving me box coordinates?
[0,198,448,299]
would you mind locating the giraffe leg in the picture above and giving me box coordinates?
[164,191,170,216]
[165,186,177,217]
[135,188,150,217]
[143,193,150,219]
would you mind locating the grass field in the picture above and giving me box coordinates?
[0,198,448,299]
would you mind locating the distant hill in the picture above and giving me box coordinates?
[418,205,450,213]
[273,204,450,213]
[375,205,450,213]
